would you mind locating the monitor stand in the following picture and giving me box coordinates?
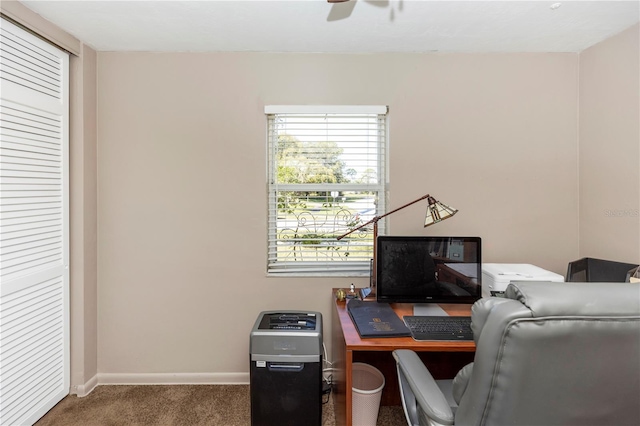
[413,303,449,316]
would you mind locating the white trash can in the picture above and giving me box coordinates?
[352,363,385,426]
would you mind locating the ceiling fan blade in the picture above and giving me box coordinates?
[327,1,357,21]
[328,0,351,3]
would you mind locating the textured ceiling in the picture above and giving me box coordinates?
[18,0,640,53]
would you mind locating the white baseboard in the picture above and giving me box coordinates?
[97,372,250,386]
[72,374,99,397]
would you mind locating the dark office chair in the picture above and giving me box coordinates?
[393,281,640,426]
[566,257,639,282]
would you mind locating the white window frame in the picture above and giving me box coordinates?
[266,105,388,276]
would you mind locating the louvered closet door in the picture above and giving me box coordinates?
[0,18,70,426]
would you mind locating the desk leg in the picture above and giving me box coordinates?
[332,302,347,425]
[345,350,353,426]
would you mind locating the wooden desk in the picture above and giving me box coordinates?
[331,290,475,426]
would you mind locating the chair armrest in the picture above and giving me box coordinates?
[393,350,455,426]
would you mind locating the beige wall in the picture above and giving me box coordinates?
[97,52,579,377]
[579,24,640,263]
[69,44,99,394]
[5,0,637,390]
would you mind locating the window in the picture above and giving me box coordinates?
[266,105,388,275]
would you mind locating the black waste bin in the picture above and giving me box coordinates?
[250,311,322,426]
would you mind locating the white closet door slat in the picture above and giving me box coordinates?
[0,17,69,426]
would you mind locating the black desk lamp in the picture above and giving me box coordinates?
[337,194,458,298]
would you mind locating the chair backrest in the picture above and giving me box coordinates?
[456,281,640,426]
[566,257,639,282]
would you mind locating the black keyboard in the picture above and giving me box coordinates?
[403,316,474,341]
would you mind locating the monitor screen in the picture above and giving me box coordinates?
[376,236,482,304]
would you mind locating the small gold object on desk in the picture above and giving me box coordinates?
[336,288,347,301]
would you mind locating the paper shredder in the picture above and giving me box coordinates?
[250,310,323,426]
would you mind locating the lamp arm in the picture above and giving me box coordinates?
[336,194,431,240]
[336,216,381,240]
[375,193,431,222]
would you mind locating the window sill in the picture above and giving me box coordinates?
[266,271,370,278]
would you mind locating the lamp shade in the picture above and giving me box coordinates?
[424,196,458,227]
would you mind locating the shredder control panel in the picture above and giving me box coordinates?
[258,312,317,330]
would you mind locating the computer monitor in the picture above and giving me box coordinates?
[376,236,482,315]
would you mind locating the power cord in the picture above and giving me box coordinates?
[322,376,332,404]
[322,342,334,404]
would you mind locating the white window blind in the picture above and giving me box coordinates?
[267,106,387,275]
